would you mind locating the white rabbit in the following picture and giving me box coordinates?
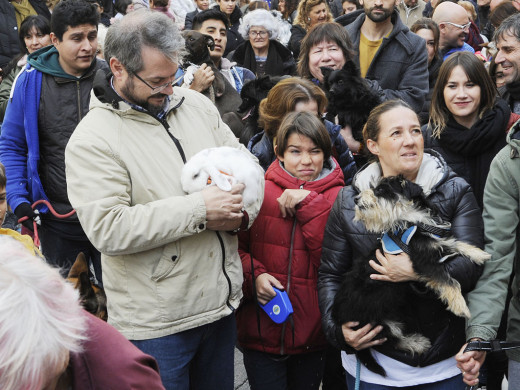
[181,147,264,207]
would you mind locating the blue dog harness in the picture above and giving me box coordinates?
[381,223,454,262]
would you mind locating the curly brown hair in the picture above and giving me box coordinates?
[258,77,328,138]
[293,0,333,30]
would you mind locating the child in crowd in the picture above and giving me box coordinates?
[237,111,344,390]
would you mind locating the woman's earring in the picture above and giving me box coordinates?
[308,17,311,21]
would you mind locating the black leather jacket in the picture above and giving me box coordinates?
[317,151,484,367]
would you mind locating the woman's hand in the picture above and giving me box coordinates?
[369,249,419,282]
[340,125,361,154]
[456,341,486,387]
[277,189,311,218]
[341,322,386,350]
[255,273,284,305]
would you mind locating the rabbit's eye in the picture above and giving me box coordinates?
[193,173,199,179]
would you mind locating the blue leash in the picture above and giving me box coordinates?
[355,357,361,390]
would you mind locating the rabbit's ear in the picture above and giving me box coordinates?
[206,166,232,191]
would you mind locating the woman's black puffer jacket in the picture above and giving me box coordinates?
[317,151,484,367]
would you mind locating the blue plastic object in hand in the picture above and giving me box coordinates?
[259,287,294,324]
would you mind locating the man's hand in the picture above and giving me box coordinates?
[14,202,40,231]
[369,249,419,282]
[341,322,386,350]
[277,189,310,218]
[456,341,486,386]
[189,63,215,93]
[202,183,244,231]
[255,273,284,305]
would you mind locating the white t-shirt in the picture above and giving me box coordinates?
[342,350,461,386]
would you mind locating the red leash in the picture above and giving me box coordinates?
[17,199,76,247]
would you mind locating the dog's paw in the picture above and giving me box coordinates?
[455,242,491,265]
[396,333,431,355]
[447,296,471,318]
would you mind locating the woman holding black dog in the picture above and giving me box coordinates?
[237,111,344,390]
[318,99,484,389]
[298,22,379,166]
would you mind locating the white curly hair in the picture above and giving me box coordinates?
[239,8,279,40]
[0,236,87,390]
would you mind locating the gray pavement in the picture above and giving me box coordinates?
[234,348,248,390]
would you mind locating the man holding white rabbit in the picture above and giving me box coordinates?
[64,9,263,390]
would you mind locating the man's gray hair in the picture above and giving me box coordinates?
[239,9,279,40]
[493,13,520,44]
[104,9,185,74]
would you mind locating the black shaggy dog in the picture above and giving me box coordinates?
[181,30,242,133]
[320,60,380,143]
[332,175,490,376]
[237,75,286,145]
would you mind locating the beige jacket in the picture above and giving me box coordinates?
[65,87,263,340]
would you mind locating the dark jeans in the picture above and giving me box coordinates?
[39,222,102,285]
[322,345,348,390]
[243,348,326,390]
[131,314,236,390]
[346,372,465,390]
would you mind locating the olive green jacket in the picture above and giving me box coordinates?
[0,63,22,122]
[466,121,520,362]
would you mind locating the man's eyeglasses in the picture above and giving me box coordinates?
[442,21,471,32]
[133,72,183,95]
[249,30,268,38]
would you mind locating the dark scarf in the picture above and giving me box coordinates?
[235,40,288,76]
[438,99,509,209]
[506,80,520,101]
[438,98,509,156]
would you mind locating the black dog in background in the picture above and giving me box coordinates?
[182,30,243,136]
[237,75,286,146]
[321,60,380,143]
[332,175,490,377]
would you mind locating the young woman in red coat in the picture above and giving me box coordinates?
[237,111,345,390]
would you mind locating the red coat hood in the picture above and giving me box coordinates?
[265,157,345,193]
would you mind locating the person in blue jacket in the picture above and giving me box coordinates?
[0,0,107,283]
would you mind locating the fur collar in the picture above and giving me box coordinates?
[353,152,445,196]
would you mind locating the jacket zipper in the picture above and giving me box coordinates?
[142,98,187,163]
[149,110,234,311]
[280,183,304,354]
[216,231,235,311]
[76,81,82,123]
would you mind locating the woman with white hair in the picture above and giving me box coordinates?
[231,8,296,76]
[0,236,165,390]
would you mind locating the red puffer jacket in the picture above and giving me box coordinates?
[237,158,344,355]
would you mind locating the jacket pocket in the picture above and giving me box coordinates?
[151,243,180,282]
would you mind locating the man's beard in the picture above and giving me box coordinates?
[365,6,393,22]
[122,78,168,117]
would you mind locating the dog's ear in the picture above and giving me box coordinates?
[343,60,361,77]
[204,34,215,51]
[67,252,88,279]
[320,66,333,82]
[258,75,272,89]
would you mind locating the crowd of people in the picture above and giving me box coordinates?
[0,0,520,389]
